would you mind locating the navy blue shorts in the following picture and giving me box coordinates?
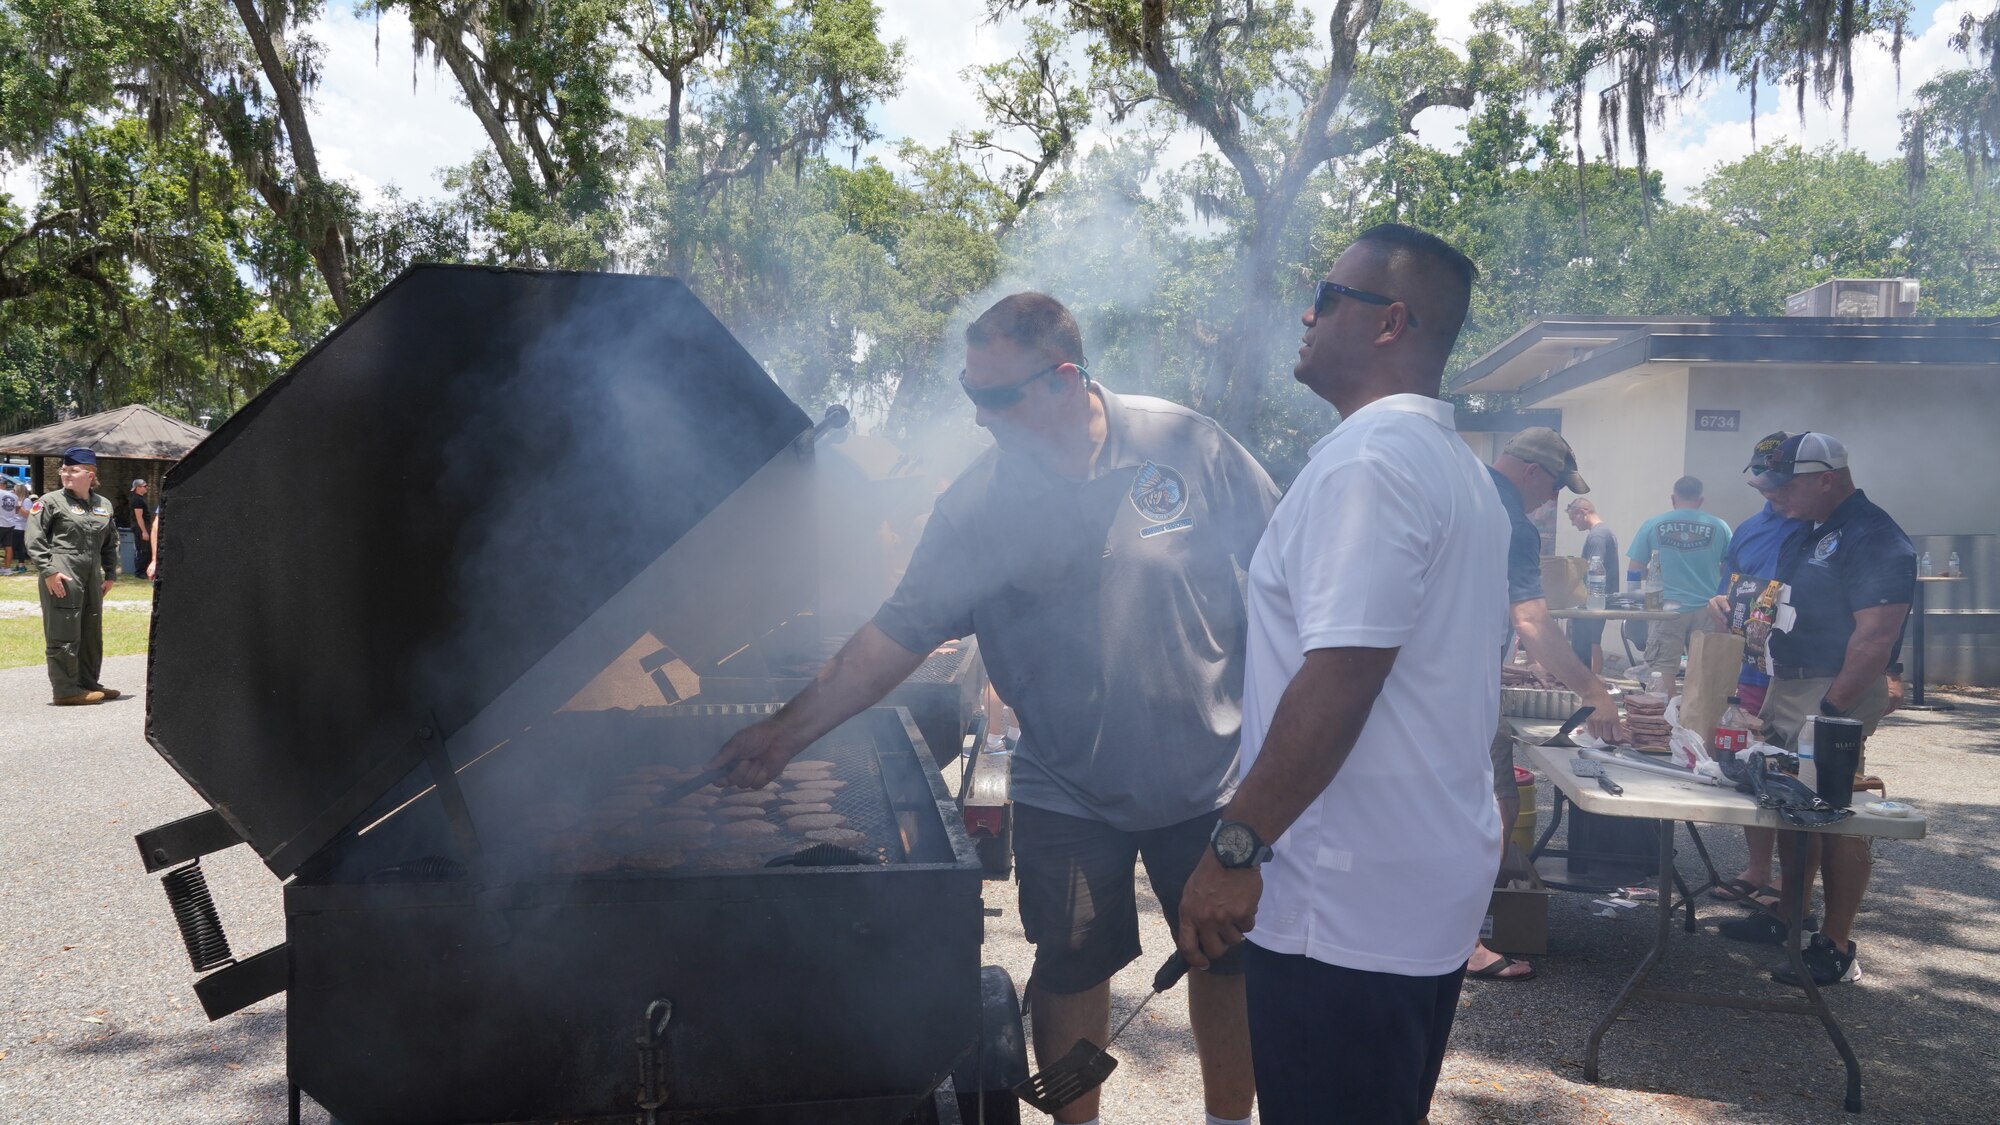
[1013,802,1244,994]
[1244,941,1466,1124]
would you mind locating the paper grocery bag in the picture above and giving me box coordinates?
[1679,630,1746,748]
[1540,556,1589,609]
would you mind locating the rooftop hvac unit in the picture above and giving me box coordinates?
[1784,278,1921,318]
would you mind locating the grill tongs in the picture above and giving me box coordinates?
[1015,951,1190,1113]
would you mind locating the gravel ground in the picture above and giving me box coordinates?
[4,657,1997,1124]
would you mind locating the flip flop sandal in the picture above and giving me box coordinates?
[1710,878,1775,903]
[1467,954,1537,982]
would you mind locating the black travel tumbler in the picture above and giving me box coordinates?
[1811,716,1865,808]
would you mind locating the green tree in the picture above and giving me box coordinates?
[2,115,314,417]
[994,0,1478,443]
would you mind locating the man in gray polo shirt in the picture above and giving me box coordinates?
[712,292,1278,1125]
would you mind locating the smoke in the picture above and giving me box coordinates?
[886,147,1179,437]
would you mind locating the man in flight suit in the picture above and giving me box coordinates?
[26,446,122,705]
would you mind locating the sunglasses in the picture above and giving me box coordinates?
[1313,280,1419,326]
[958,361,1079,410]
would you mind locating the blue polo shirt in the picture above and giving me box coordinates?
[1716,503,1806,687]
[1770,490,1914,672]
[1487,467,1544,604]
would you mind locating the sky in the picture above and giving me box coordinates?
[3,0,1983,210]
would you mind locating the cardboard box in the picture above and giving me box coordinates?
[1482,873,1555,955]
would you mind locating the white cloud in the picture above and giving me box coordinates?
[873,1,1024,157]
[1,163,43,211]
[306,8,488,204]
[1643,0,1979,200]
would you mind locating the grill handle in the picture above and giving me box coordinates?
[635,998,674,1124]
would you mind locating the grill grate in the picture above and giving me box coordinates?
[506,704,907,876]
[795,725,902,863]
[905,644,970,684]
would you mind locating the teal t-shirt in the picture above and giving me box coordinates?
[1627,509,1733,607]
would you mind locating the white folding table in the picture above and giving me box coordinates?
[1515,724,1926,1113]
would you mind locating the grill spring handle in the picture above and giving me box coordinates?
[161,860,234,973]
[635,998,674,1124]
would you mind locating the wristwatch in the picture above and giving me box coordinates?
[1885,663,1904,676]
[1209,820,1273,869]
[1818,695,1846,717]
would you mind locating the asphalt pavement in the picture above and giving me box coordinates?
[4,656,1998,1124]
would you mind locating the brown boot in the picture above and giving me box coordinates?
[92,687,121,700]
[53,691,108,706]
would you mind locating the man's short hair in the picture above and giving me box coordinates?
[1673,476,1704,501]
[965,292,1085,366]
[1351,223,1476,354]
[1566,497,1595,514]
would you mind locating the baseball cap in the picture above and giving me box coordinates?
[1745,431,1846,490]
[1503,427,1589,494]
[61,446,96,466]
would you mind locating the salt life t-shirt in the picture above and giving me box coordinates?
[1239,394,1509,977]
[1628,509,1733,607]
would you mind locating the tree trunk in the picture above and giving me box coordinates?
[1210,208,1292,439]
[231,0,352,316]
[421,23,542,204]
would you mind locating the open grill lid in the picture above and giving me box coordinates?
[146,266,814,877]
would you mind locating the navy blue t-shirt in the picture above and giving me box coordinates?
[1771,490,1914,670]
[1488,466,1544,604]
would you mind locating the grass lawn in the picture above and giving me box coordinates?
[0,610,151,670]
[0,571,155,602]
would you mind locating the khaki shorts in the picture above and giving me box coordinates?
[1642,607,1716,673]
[1758,674,1889,774]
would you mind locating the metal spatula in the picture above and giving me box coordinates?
[655,766,728,807]
[1014,951,1190,1114]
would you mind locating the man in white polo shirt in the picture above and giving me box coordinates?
[1179,224,1509,1123]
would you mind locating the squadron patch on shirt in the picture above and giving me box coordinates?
[1811,531,1841,564]
[1129,461,1189,523]
[29,499,42,515]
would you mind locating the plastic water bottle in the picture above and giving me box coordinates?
[1713,695,1751,761]
[1919,551,1933,577]
[1586,555,1607,609]
[1796,720,1817,790]
[1947,551,1962,578]
[1644,557,1664,611]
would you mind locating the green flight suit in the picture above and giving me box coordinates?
[25,488,120,699]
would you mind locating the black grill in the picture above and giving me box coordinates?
[133,267,1023,1125]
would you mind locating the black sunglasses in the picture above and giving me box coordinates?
[958,361,1080,410]
[1314,280,1419,327]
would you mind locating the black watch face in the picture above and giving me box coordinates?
[1214,822,1255,866]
